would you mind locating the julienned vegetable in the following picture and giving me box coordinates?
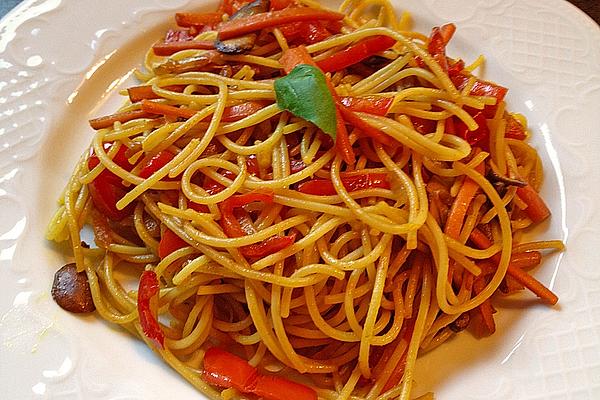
[138,270,165,348]
[158,228,188,258]
[219,190,296,258]
[469,228,558,305]
[298,173,391,196]
[316,35,397,73]
[87,144,134,220]
[202,347,317,400]
[274,64,338,138]
[217,7,344,40]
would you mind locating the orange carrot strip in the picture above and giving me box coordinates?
[141,100,197,119]
[381,320,415,392]
[509,251,542,270]
[444,161,485,239]
[516,184,551,223]
[152,40,215,56]
[218,7,344,40]
[469,228,494,252]
[506,264,558,305]
[470,228,558,305]
[280,45,317,73]
[472,276,496,335]
[280,46,354,163]
[127,85,186,103]
[89,109,156,130]
[334,106,355,164]
[339,96,394,116]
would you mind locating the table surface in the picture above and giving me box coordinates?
[1,0,599,22]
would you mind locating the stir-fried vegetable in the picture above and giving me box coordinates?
[298,173,390,195]
[137,270,165,348]
[202,347,317,400]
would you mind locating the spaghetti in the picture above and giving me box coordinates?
[47,0,564,399]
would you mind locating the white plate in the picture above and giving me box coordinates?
[1,0,599,399]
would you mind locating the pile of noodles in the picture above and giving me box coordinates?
[47,0,563,399]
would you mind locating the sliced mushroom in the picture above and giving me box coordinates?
[487,168,527,188]
[154,51,224,75]
[449,312,470,333]
[215,0,270,54]
[51,263,96,313]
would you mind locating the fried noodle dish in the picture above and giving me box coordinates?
[47,0,565,399]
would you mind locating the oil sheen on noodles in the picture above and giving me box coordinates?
[46,0,564,399]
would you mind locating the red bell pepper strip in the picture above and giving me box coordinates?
[516,184,551,223]
[158,228,189,258]
[451,73,509,118]
[203,347,258,391]
[200,162,257,198]
[410,116,437,134]
[426,24,456,72]
[447,58,465,77]
[269,0,294,10]
[152,40,215,56]
[297,173,390,195]
[88,177,131,221]
[239,233,297,258]
[277,20,333,45]
[88,142,133,173]
[203,170,237,196]
[452,110,490,150]
[254,375,317,400]
[336,100,395,146]
[137,270,165,349]
[339,96,394,116]
[438,23,456,45]
[218,7,344,41]
[202,347,317,400]
[139,151,176,179]
[127,85,186,103]
[219,191,274,237]
[175,12,224,28]
[89,109,156,130]
[428,28,449,71]
[219,191,296,258]
[316,35,397,73]
[87,144,135,220]
[246,154,260,176]
[504,114,527,140]
[220,101,270,122]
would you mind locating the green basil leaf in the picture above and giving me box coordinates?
[274,64,337,138]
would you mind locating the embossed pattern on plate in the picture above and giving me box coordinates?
[0,1,599,399]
